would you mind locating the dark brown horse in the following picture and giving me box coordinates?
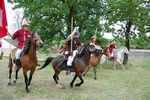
[82,47,110,80]
[38,43,102,88]
[8,33,43,93]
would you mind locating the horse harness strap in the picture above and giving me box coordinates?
[76,58,87,68]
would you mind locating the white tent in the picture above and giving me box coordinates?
[1,39,16,57]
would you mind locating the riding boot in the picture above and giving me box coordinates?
[66,65,72,75]
[15,59,20,67]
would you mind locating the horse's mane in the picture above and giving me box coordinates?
[77,43,89,57]
[117,46,126,51]
[21,33,34,56]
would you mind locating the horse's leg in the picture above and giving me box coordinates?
[28,69,35,89]
[81,66,90,77]
[53,70,65,89]
[93,66,97,80]
[70,74,78,87]
[23,69,29,93]
[53,70,60,84]
[8,57,13,85]
[118,60,125,70]
[99,57,107,69]
[113,61,117,70]
[75,73,84,87]
[14,65,21,83]
[8,66,12,85]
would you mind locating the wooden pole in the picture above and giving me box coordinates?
[71,17,73,53]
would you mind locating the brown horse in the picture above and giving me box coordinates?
[38,43,102,88]
[8,33,43,93]
[8,48,17,85]
[82,47,110,80]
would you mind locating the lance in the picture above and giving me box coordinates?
[70,17,73,54]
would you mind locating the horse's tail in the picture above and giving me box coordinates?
[37,57,54,70]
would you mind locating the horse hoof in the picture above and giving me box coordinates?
[14,80,17,83]
[94,78,97,80]
[75,83,80,87]
[8,83,11,85]
[26,90,30,93]
[70,83,73,87]
[57,84,65,89]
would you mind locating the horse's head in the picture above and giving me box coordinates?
[31,33,43,47]
[88,44,102,54]
[123,46,129,54]
[103,47,110,59]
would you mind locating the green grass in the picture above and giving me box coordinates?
[0,55,150,100]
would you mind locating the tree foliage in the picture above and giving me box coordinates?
[104,0,150,64]
[8,0,108,46]
[7,0,150,58]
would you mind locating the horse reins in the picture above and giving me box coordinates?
[76,58,87,68]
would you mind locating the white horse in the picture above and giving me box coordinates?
[100,46,129,70]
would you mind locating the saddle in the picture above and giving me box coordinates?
[56,56,75,69]
[56,56,67,67]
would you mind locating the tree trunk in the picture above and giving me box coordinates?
[123,20,132,65]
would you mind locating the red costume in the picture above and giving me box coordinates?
[13,29,32,49]
[63,37,81,56]
[0,39,2,48]
[109,43,117,54]
[90,38,97,45]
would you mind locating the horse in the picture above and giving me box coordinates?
[100,46,129,70]
[82,47,110,80]
[38,43,102,88]
[8,33,43,93]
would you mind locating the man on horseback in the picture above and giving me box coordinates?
[90,35,102,56]
[108,41,117,60]
[63,27,81,68]
[9,23,32,66]
[90,35,97,46]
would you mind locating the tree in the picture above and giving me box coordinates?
[8,0,107,47]
[105,0,150,64]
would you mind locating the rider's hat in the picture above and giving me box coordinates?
[111,41,116,44]
[91,35,96,40]
[21,23,30,27]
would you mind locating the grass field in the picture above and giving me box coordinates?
[0,55,150,100]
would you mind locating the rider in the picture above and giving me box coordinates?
[108,41,117,60]
[90,35,97,46]
[63,27,81,67]
[9,23,32,66]
[90,35,102,55]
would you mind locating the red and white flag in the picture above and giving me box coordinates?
[0,0,8,38]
